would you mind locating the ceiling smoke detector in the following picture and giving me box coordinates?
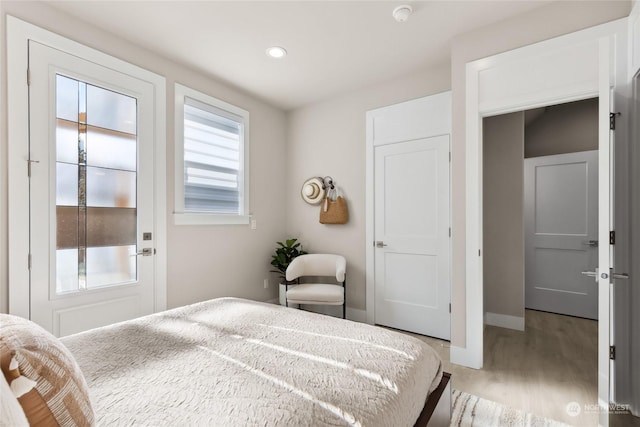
[392,5,413,23]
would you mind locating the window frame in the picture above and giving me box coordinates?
[174,83,250,225]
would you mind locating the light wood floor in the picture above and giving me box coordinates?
[403,309,639,427]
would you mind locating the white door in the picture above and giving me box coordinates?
[524,151,598,319]
[597,38,614,426]
[374,135,451,339]
[28,41,156,337]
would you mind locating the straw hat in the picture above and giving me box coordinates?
[301,177,325,205]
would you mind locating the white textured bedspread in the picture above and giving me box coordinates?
[62,298,442,427]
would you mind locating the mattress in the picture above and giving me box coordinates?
[61,298,442,427]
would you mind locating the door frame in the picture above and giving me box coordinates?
[7,16,167,318]
[459,16,628,420]
[365,92,452,327]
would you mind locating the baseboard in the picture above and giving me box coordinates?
[296,304,367,322]
[450,345,482,369]
[265,298,279,305]
[347,307,367,323]
[485,312,525,331]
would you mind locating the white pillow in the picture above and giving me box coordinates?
[0,370,29,427]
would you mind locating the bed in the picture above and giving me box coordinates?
[1,298,450,426]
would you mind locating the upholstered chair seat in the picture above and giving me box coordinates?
[285,254,347,318]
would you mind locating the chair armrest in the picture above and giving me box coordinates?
[335,257,346,282]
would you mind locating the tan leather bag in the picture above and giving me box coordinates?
[319,189,348,224]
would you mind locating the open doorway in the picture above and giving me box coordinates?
[481,98,599,425]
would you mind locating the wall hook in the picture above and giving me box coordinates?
[322,176,335,190]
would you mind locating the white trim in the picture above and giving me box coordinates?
[463,19,627,373]
[458,60,484,370]
[629,0,640,77]
[173,83,250,225]
[7,17,30,319]
[485,312,525,331]
[449,345,481,370]
[365,113,375,325]
[174,213,251,226]
[153,78,168,313]
[7,16,167,317]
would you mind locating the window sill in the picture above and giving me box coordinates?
[173,212,251,226]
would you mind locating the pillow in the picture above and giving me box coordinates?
[0,314,94,426]
[0,370,29,427]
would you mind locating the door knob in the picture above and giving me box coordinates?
[375,241,387,248]
[131,248,153,257]
[581,240,598,247]
[581,269,629,281]
[581,269,598,282]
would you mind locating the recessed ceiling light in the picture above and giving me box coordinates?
[266,46,287,59]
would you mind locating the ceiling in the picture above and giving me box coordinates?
[46,1,553,111]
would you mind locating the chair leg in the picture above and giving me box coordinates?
[342,276,346,319]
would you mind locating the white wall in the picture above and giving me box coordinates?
[525,99,598,158]
[0,1,288,312]
[285,65,451,311]
[481,100,598,329]
[449,0,631,348]
[482,112,524,322]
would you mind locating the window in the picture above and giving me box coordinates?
[174,84,250,224]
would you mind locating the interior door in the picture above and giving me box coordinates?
[597,38,613,427]
[374,135,451,339]
[524,151,598,319]
[28,41,156,337]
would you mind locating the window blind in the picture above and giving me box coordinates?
[183,97,243,213]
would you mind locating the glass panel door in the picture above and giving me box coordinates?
[55,75,138,293]
[28,39,157,337]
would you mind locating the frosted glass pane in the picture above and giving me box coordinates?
[86,245,136,288]
[86,126,136,171]
[56,75,78,122]
[57,163,78,206]
[57,206,78,249]
[86,167,136,208]
[87,85,136,134]
[56,119,79,164]
[87,208,136,247]
[56,249,79,294]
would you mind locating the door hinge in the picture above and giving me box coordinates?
[449,227,451,237]
[610,231,615,245]
[449,152,451,162]
[610,112,620,130]
[26,68,31,86]
[449,303,451,313]
[479,249,481,256]
[610,345,616,360]
[28,254,32,270]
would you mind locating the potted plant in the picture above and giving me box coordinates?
[270,238,307,306]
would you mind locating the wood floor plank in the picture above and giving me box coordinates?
[397,309,638,426]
